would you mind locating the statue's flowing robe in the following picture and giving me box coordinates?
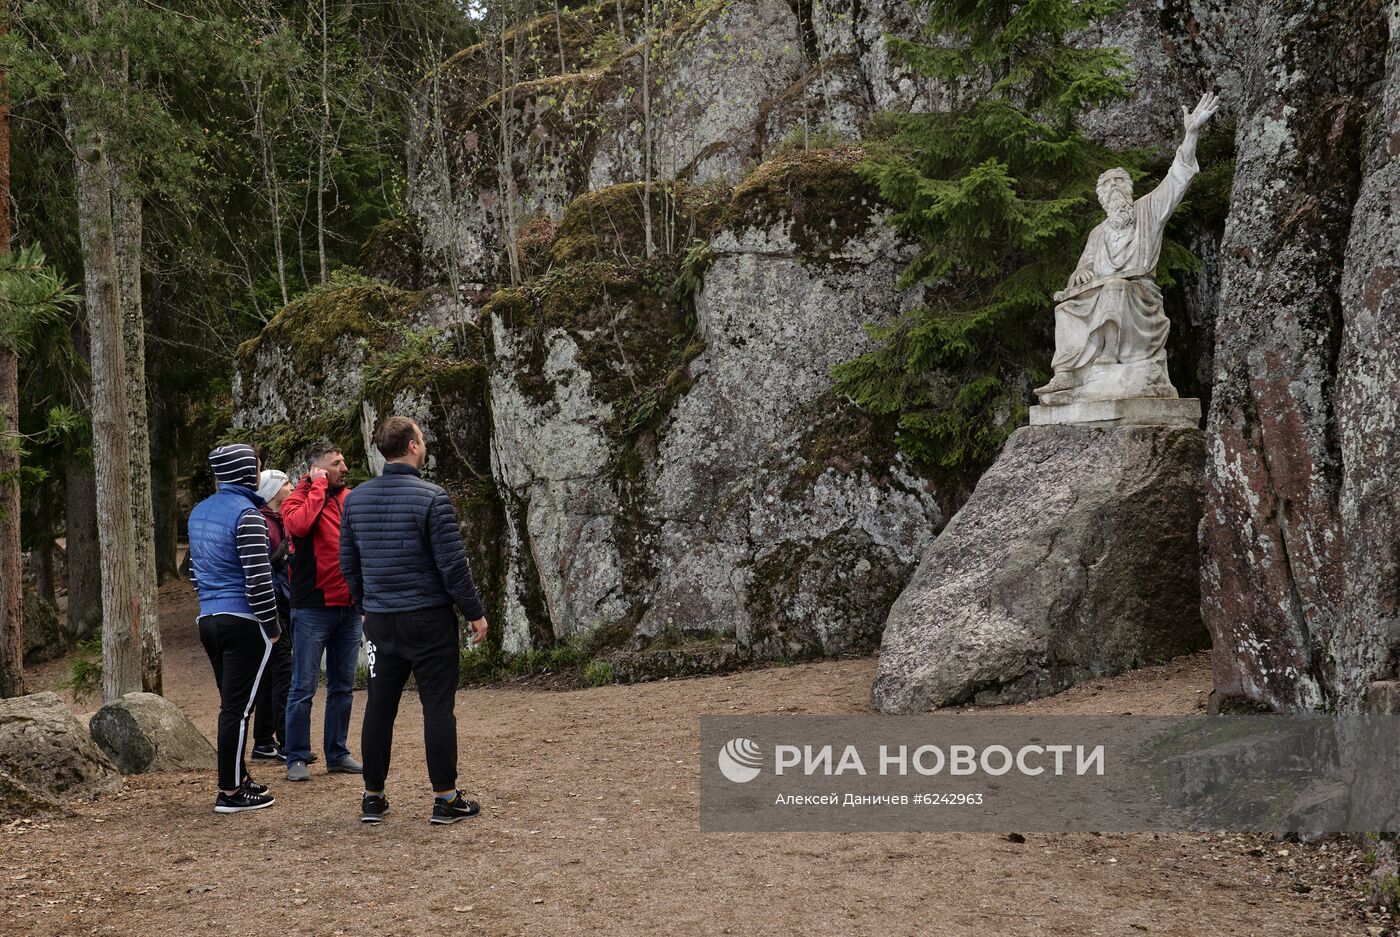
[1051,149,1199,374]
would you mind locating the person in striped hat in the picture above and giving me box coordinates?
[188,443,282,813]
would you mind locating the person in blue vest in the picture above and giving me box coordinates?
[188,443,282,814]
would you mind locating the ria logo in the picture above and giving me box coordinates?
[718,738,763,783]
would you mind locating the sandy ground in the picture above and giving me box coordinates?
[2,581,1389,937]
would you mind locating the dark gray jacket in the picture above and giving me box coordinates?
[339,463,486,619]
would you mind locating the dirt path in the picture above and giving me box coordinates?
[2,582,1386,936]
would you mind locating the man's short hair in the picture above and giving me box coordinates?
[373,416,421,460]
[1095,168,1133,205]
[303,438,342,468]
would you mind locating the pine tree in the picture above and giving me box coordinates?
[833,0,1195,476]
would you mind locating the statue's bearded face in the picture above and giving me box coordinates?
[1100,181,1134,228]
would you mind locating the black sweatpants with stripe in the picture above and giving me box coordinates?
[199,613,273,792]
[361,606,460,794]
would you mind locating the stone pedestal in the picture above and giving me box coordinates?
[872,423,1209,713]
[1030,397,1201,427]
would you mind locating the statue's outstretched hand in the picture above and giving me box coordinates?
[1182,91,1220,133]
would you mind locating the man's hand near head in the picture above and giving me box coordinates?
[307,465,328,483]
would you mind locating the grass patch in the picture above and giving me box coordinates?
[458,637,617,688]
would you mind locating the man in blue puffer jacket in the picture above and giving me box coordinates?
[339,415,489,825]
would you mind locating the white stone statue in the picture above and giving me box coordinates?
[1033,91,1220,414]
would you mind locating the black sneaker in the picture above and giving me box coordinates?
[430,791,480,825]
[242,778,270,796]
[361,793,389,824]
[251,743,284,763]
[214,789,275,814]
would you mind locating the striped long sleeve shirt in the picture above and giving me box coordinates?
[236,511,281,639]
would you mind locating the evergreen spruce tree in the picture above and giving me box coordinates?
[833,0,1196,476]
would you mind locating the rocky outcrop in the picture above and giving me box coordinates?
[482,156,942,656]
[0,692,121,800]
[873,424,1208,713]
[1335,4,1400,711]
[235,0,1242,670]
[1202,0,1392,713]
[89,693,216,775]
[635,153,942,655]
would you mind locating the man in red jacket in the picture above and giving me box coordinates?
[281,439,363,782]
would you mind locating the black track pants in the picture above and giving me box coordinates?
[199,614,274,792]
[360,606,460,793]
[252,614,292,748]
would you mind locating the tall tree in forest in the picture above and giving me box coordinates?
[112,27,161,690]
[67,0,142,701]
[0,0,17,697]
[0,241,78,697]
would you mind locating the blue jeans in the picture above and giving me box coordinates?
[285,606,361,764]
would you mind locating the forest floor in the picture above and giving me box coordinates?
[3,580,1393,937]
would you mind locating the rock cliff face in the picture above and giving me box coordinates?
[1202,0,1396,713]
[473,154,944,657]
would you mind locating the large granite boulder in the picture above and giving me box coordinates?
[90,692,216,775]
[873,424,1209,713]
[0,766,61,818]
[0,692,120,800]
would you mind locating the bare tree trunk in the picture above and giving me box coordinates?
[113,159,161,695]
[32,540,55,606]
[63,317,101,641]
[68,2,142,698]
[249,76,289,306]
[63,448,102,640]
[0,353,18,698]
[0,0,21,699]
[316,0,331,284]
[496,11,523,285]
[641,0,654,260]
[553,0,567,73]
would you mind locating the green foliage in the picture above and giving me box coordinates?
[458,638,588,686]
[0,245,79,356]
[583,658,615,687]
[833,0,1197,476]
[60,635,104,705]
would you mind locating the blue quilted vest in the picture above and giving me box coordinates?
[188,484,263,617]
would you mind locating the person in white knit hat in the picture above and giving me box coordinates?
[251,468,296,763]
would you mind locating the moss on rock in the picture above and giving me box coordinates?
[724,146,881,254]
[549,181,729,267]
[224,404,364,477]
[237,277,430,384]
[486,257,703,438]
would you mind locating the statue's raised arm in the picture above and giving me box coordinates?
[1033,88,1220,410]
[1139,91,1221,224]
